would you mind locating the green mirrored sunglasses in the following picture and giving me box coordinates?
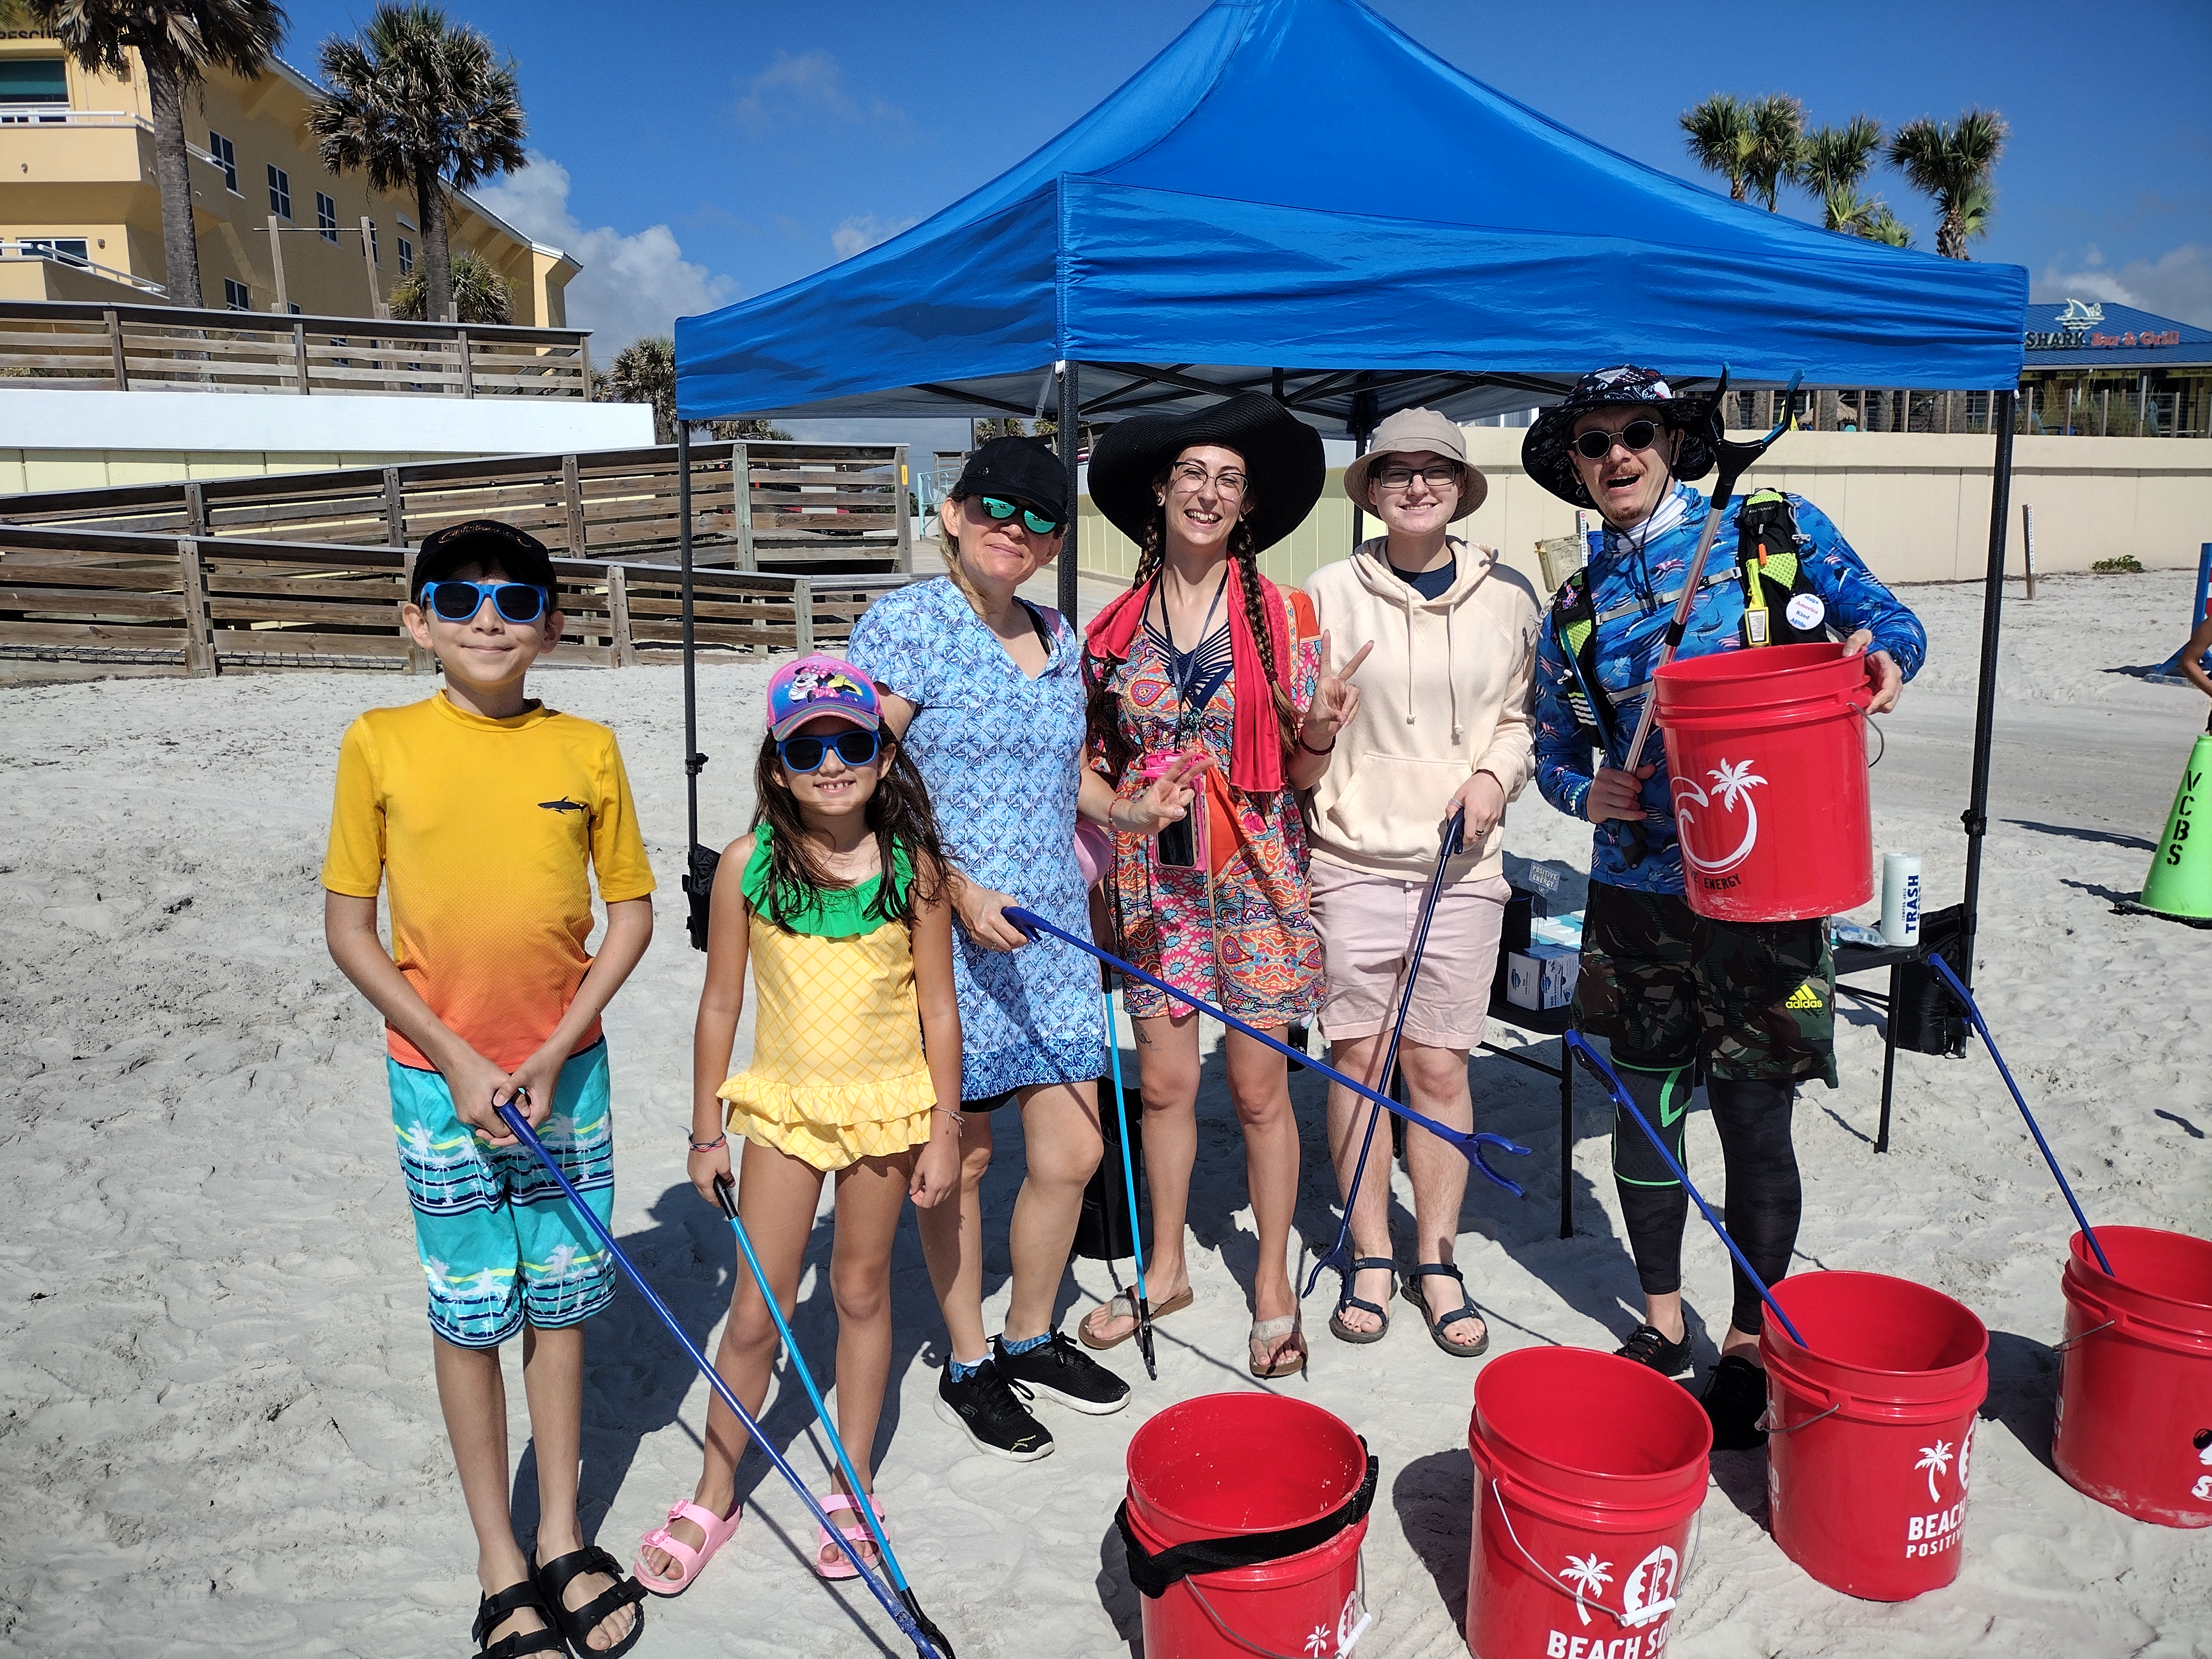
[979,495,1063,536]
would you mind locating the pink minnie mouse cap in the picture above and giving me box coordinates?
[765,653,882,739]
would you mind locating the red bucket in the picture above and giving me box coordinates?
[1466,1348,1710,1659]
[1762,1270,1989,1600]
[2053,1226,2212,1527]
[1652,642,1875,922]
[1123,1394,1374,1658]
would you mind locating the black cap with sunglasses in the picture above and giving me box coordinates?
[411,519,560,604]
[950,435,1068,532]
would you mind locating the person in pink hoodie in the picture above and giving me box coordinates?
[1302,407,1541,1357]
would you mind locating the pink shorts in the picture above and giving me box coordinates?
[1310,860,1511,1052]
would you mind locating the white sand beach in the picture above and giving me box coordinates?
[2,569,2208,1658]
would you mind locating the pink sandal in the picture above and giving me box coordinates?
[813,1494,886,1582]
[633,1498,741,1595]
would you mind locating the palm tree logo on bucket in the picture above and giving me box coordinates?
[1673,758,1767,878]
[1557,1554,1611,1626]
[1915,1439,1954,1504]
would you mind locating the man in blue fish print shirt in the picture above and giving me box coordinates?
[1525,367,1926,1450]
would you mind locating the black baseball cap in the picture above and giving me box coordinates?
[950,435,1068,524]
[411,519,558,601]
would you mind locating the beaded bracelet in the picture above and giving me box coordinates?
[688,1134,727,1153]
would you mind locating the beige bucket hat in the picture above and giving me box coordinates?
[1342,406,1486,520]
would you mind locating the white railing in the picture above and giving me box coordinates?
[0,105,218,165]
[0,239,168,296]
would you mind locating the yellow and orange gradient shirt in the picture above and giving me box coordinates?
[321,693,656,1072]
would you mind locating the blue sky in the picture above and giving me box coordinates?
[281,0,2212,445]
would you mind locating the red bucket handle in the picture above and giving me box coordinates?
[1481,1475,1699,1629]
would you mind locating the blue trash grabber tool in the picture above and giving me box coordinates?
[1302,810,1465,1298]
[713,1173,954,1655]
[1562,1034,1809,1348]
[1099,980,1157,1380]
[494,1104,951,1658]
[1928,957,2114,1276]
[1003,908,1530,1195]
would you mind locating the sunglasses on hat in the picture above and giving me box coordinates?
[979,495,1063,536]
[419,579,549,624]
[1572,419,1662,461]
[778,728,882,773]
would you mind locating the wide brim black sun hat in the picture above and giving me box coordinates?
[1521,366,1719,509]
[1088,393,1326,554]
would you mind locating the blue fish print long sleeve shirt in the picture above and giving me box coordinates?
[1532,482,1927,895]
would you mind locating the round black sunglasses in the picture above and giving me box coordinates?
[778,728,882,773]
[1572,419,1662,461]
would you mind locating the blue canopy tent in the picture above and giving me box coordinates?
[670,0,2029,1017]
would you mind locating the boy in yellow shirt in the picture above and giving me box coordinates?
[322,520,654,1658]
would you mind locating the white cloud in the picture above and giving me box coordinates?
[473,153,738,351]
[733,49,911,141]
[2033,244,2212,329]
[831,213,920,260]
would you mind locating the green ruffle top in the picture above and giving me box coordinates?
[740,821,914,937]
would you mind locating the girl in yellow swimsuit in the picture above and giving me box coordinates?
[635,655,963,1593]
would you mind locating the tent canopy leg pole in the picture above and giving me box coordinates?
[679,418,698,855]
[1958,388,2016,995]
[1058,361,1080,620]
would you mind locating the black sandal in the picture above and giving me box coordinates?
[533,1545,646,1658]
[1402,1263,1490,1357]
[471,1580,564,1658]
[1327,1256,1396,1345]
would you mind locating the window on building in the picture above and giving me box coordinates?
[23,237,91,267]
[316,191,337,243]
[208,131,238,194]
[397,237,414,276]
[267,165,291,220]
[0,59,69,104]
[224,278,252,312]
[368,223,380,266]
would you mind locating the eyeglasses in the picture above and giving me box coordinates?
[978,496,1063,536]
[1168,461,1248,499]
[418,580,549,624]
[1375,462,1463,492]
[1572,420,1661,461]
[778,728,882,773]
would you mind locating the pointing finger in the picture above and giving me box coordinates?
[1340,641,1375,680]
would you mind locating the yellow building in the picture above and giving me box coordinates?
[0,31,575,322]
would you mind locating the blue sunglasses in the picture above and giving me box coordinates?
[778,728,882,773]
[418,580,550,624]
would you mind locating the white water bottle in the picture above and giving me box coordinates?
[1881,853,1922,947]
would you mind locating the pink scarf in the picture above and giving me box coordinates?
[1084,560,1293,794]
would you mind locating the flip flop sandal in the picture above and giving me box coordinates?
[1249,1312,1307,1379]
[814,1493,888,1582]
[471,1579,564,1658]
[1077,1285,1194,1351]
[633,1499,742,1595]
[1402,1263,1490,1357]
[534,1545,645,1659]
[1327,1256,1397,1345]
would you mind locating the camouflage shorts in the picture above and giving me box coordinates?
[1573,882,1837,1086]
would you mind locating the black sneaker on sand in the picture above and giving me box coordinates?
[934,1357,1053,1462]
[1699,1354,1770,1451]
[992,1331,1131,1416]
[1614,1323,1694,1376]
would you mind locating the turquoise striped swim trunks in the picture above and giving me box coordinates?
[388,1038,617,1348]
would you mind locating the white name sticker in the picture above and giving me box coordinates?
[1786,592,1826,632]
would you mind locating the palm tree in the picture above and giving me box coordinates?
[1888,109,2007,259]
[310,4,525,324]
[1859,205,1913,248]
[1744,95,1806,212]
[389,249,510,322]
[24,1,287,309]
[1558,1553,1613,1627]
[1916,1438,1954,1503]
[1796,116,1885,228]
[1680,93,1753,202]
[605,335,677,443]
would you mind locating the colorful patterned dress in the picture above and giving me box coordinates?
[1093,589,1324,1026]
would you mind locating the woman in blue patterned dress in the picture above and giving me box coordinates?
[846,436,1196,1461]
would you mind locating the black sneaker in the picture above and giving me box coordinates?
[1699,1354,1771,1451]
[934,1357,1054,1462]
[1614,1323,1694,1376]
[992,1331,1131,1416]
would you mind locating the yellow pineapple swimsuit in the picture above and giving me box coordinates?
[719,825,937,1170]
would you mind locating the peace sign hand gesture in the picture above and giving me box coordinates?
[1300,630,1373,752]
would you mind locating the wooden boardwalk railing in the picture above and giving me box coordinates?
[0,523,909,675]
[0,299,589,399]
[0,440,913,575]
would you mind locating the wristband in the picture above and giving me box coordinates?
[1296,731,1336,757]
[688,1133,727,1153]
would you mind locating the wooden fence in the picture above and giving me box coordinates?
[0,299,590,399]
[0,440,913,574]
[0,522,909,675]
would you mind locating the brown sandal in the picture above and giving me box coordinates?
[1078,1286,1194,1350]
[1248,1312,1307,1379]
